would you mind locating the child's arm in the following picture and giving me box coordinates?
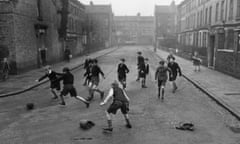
[100,88,113,105]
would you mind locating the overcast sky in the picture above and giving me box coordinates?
[81,0,184,16]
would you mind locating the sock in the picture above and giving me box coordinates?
[162,88,165,99]
[107,120,112,129]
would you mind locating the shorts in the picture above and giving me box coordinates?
[90,76,99,86]
[107,100,129,115]
[193,60,201,66]
[50,81,61,91]
[158,80,166,87]
[118,75,126,82]
[61,84,77,97]
[139,70,146,78]
[169,74,177,81]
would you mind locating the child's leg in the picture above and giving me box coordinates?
[76,96,90,108]
[123,114,132,128]
[51,89,58,99]
[104,111,113,131]
[161,85,165,100]
[59,94,65,105]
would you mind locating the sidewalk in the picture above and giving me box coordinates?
[0,47,118,96]
[156,49,240,120]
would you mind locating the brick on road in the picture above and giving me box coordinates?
[156,49,240,119]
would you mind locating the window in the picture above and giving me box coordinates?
[205,8,208,25]
[209,6,212,24]
[229,0,233,20]
[220,1,225,21]
[216,3,219,22]
[237,0,240,17]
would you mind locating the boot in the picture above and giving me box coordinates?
[103,120,113,132]
[125,119,132,129]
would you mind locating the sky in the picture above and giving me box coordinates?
[80,0,184,16]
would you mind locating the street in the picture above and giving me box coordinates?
[0,46,239,144]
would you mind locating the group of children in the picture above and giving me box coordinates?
[35,51,184,133]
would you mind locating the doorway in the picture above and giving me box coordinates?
[209,35,215,68]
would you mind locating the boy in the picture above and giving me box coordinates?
[192,51,202,72]
[167,51,175,63]
[155,61,172,101]
[167,57,182,93]
[83,58,93,86]
[87,59,105,101]
[100,80,132,132]
[117,58,130,89]
[36,65,61,99]
[136,52,145,81]
[1,58,10,81]
[58,67,89,108]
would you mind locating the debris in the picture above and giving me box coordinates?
[175,122,195,131]
[26,103,34,110]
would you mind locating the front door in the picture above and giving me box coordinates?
[208,35,215,68]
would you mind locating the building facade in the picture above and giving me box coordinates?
[155,2,177,48]
[85,3,114,49]
[177,0,240,78]
[114,16,154,45]
[0,0,86,74]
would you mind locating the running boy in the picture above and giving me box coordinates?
[87,59,105,101]
[155,61,172,101]
[58,67,89,108]
[117,58,130,89]
[192,51,202,72]
[100,80,132,132]
[167,57,182,93]
[36,65,61,99]
[136,51,145,81]
[83,59,93,86]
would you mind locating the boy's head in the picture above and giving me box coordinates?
[62,67,70,73]
[159,60,165,66]
[93,59,98,65]
[137,51,142,55]
[111,80,119,88]
[3,58,7,62]
[169,57,175,63]
[145,58,149,63]
[44,65,51,72]
[120,58,125,63]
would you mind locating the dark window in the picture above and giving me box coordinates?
[216,3,219,22]
[229,0,233,20]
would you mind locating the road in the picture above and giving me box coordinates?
[0,46,239,144]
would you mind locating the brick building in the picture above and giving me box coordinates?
[0,0,86,74]
[85,2,114,49]
[155,2,177,48]
[114,15,154,45]
[59,0,86,57]
[177,0,240,78]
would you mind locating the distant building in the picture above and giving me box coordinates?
[0,0,62,73]
[85,2,114,48]
[64,0,86,56]
[154,2,177,48]
[176,0,240,78]
[114,16,154,45]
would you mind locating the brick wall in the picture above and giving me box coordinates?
[215,51,240,79]
[0,0,62,73]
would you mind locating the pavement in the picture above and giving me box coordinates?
[0,45,239,144]
[155,48,240,120]
[0,47,118,97]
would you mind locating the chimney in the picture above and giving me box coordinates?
[90,1,93,5]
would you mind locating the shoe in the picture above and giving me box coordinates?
[85,102,90,108]
[136,79,139,82]
[142,85,147,88]
[59,102,66,105]
[83,83,86,86]
[126,124,132,129]
[52,96,58,99]
[100,92,104,100]
[103,128,113,132]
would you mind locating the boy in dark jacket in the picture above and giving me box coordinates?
[155,61,172,101]
[167,57,182,93]
[83,58,92,86]
[117,58,129,89]
[36,65,61,99]
[58,67,89,108]
[87,59,105,101]
[136,52,145,81]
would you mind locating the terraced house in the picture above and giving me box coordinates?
[177,0,240,78]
